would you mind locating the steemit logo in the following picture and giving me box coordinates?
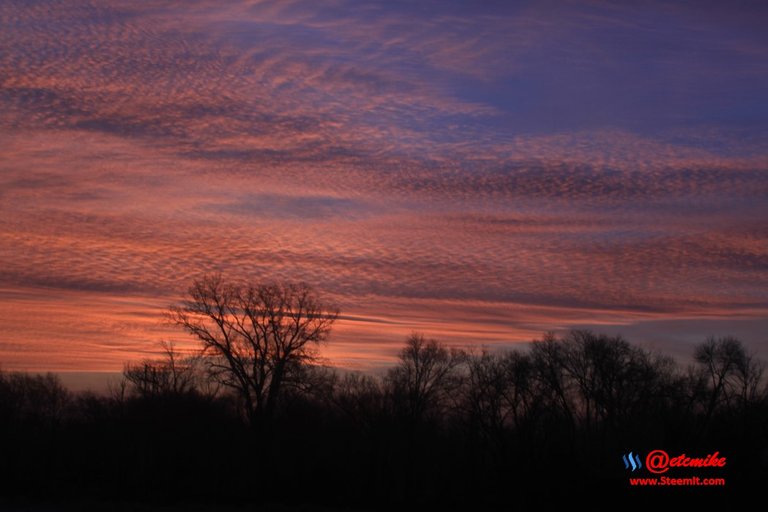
[622,452,643,471]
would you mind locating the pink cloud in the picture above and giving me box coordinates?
[1,1,766,371]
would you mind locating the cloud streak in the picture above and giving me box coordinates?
[1,0,767,371]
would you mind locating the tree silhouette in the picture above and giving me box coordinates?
[0,370,70,429]
[463,350,536,448]
[169,274,338,426]
[530,333,577,428]
[123,341,205,398]
[694,336,766,423]
[385,333,466,423]
[1,329,766,507]
[558,330,674,432]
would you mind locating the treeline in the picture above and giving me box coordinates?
[1,331,766,508]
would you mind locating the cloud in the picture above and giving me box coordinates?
[0,0,766,371]
[207,193,377,220]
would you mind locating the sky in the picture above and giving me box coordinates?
[1,0,767,377]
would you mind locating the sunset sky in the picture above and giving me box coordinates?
[2,0,767,377]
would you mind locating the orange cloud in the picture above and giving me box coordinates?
[1,1,767,371]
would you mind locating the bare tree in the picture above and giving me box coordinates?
[330,371,387,430]
[559,330,675,431]
[123,341,208,398]
[463,350,535,441]
[531,330,679,433]
[0,370,70,428]
[531,333,577,427]
[169,274,338,426]
[694,336,766,419]
[733,350,766,408]
[386,333,466,423]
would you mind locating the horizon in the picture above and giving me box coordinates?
[20,327,767,395]
[2,1,767,374]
